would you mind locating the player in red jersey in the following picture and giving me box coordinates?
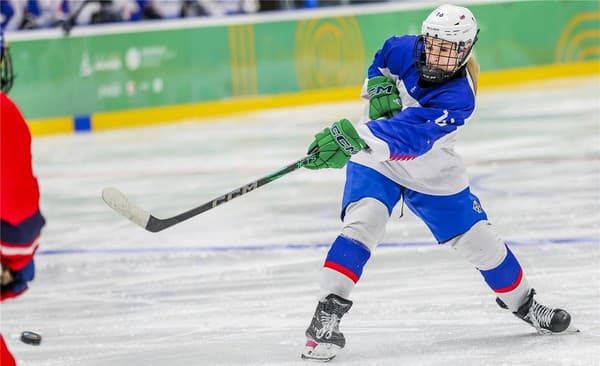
[0,29,45,366]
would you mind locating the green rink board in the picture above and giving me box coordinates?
[9,0,599,120]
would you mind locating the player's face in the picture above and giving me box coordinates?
[424,37,459,72]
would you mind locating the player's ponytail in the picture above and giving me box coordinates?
[466,57,480,96]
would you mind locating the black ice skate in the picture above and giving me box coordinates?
[301,294,353,362]
[497,289,577,334]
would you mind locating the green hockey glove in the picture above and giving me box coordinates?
[305,119,367,170]
[367,76,402,119]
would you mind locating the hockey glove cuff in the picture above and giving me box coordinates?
[305,119,367,170]
[367,76,402,120]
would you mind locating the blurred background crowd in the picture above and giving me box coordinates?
[1,0,389,31]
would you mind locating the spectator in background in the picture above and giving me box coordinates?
[67,0,139,25]
[216,0,259,15]
[145,0,185,19]
[20,0,69,29]
[258,0,387,13]
[4,0,386,30]
[147,0,258,19]
[180,0,209,18]
[0,0,25,31]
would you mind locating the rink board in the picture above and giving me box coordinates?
[5,0,599,135]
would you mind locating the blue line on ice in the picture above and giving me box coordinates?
[37,237,599,255]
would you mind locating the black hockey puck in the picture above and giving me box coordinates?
[20,331,42,346]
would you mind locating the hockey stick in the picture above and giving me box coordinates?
[102,152,318,232]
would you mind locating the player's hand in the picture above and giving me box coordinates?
[305,119,367,170]
[367,76,402,119]
[1,264,14,286]
[1,261,35,300]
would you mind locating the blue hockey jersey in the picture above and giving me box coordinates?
[352,35,477,195]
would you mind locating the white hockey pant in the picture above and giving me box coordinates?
[320,198,389,300]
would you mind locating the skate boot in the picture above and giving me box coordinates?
[496,289,573,334]
[301,294,353,362]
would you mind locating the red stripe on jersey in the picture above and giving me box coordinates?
[0,237,39,271]
[390,154,416,161]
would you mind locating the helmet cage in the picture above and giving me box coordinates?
[413,33,477,83]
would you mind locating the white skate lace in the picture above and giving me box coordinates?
[527,301,554,331]
[316,311,340,340]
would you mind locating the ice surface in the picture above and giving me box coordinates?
[1,77,599,365]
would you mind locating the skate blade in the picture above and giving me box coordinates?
[301,353,336,362]
[561,324,581,334]
[536,324,580,335]
[301,339,339,362]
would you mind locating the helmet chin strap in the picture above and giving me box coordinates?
[420,67,452,83]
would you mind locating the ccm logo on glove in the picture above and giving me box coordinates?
[331,124,360,155]
[368,84,395,98]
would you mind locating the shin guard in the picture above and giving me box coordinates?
[480,245,529,311]
[324,235,371,284]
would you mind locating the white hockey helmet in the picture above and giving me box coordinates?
[415,4,479,82]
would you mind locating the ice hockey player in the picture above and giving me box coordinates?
[300,4,573,362]
[0,30,46,366]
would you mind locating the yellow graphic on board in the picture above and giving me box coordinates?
[229,24,258,96]
[556,11,600,62]
[295,17,366,90]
